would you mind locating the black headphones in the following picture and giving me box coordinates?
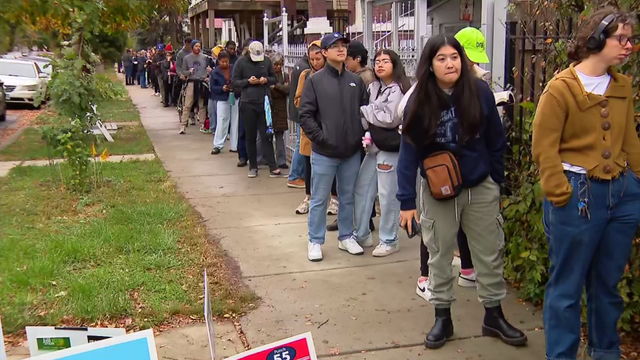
[586,14,617,52]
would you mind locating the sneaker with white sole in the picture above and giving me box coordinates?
[338,236,364,255]
[296,198,310,214]
[248,168,258,178]
[358,236,373,248]
[372,242,400,257]
[416,277,432,302]
[458,271,477,288]
[327,197,339,215]
[308,242,323,262]
[179,126,186,134]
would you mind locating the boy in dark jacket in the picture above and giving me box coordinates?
[298,33,369,262]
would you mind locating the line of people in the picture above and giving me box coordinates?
[287,7,640,359]
[167,7,639,358]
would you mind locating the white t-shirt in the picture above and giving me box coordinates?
[562,70,612,174]
[575,70,611,96]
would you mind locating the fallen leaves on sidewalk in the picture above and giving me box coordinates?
[0,109,42,143]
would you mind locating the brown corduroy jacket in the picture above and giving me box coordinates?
[532,63,640,206]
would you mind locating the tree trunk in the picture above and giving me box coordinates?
[169,11,179,50]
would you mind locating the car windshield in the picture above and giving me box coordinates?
[0,62,37,78]
[37,62,52,74]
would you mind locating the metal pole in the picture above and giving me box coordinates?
[415,0,429,53]
[282,7,289,57]
[363,0,374,56]
[391,1,399,52]
[263,12,269,48]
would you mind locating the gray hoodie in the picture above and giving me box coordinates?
[180,52,208,81]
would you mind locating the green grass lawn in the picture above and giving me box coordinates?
[0,126,154,161]
[1,77,151,161]
[0,160,256,334]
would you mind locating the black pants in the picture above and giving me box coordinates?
[163,79,172,105]
[173,79,182,105]
[240,102,277,171]
[420,228,475,277]
[151,73,160,93]
[304,155,311,195]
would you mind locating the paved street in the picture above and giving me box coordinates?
[127,82,547,359]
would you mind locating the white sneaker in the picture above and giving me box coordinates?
[372,242,399,257]
[338,236,364,255]
[358,236,373,248]
[452,256,461,267]
[416,278,432,302]
[295,198,310,214]
[327,197,339,215]
[308,242,323,262]
[458,272,477,288]
[179,126,186,134]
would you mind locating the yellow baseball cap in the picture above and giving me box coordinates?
[454,27,490,64]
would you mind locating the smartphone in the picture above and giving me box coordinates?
[405,218,421,239]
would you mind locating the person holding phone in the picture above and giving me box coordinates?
[396,34,525,350]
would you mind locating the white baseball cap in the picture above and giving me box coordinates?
[248,41,265,62]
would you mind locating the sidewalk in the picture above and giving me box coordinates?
[128,84,546,359]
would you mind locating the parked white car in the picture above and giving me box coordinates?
[0,59,48,107]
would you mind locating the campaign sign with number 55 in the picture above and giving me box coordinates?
[225,332,317,360]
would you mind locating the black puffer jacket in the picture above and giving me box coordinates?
[298,64,368,159]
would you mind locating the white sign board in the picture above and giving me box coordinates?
[26,326,126,356]
[25,329,157,360]
[204,269,216,360]
[0,316,7,360]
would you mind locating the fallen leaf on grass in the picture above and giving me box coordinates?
[54,291,67,298]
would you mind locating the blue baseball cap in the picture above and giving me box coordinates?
[157,43,165,51]
[320,32,350,49]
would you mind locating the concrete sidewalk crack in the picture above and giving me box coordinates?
[316,328,544,358]
[242,258,420,279]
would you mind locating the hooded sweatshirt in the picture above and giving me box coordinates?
[396,79,506,211]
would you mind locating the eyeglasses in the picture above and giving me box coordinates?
[374,59,392,65]
[328,43,348,50]
[611,34,639,47]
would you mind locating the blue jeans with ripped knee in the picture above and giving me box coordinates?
[543,170,640,360]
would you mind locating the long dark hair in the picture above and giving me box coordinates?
[373,49,411,94]
[403,34,482,147]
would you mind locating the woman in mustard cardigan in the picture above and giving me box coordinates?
[532,8,640,360]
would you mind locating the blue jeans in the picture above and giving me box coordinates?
[354,151,400,245]
[308,151,361,244]
[213,100,238,150]
[288,124,305,181]
[543,170,640,360]
[138,71,147,88]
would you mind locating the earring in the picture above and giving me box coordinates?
[429,67,433,72]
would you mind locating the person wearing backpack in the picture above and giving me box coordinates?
[353,49,410,257]
[397,34,526,350]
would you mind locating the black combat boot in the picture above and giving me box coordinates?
[482,304,528,346]
[425,307,454,349]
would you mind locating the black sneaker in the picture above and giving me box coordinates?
[326,219,338,232]
[211,148,221,155]
[237,159,248,167]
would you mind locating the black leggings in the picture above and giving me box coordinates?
[304,155,311,195]
[419,228,474,277]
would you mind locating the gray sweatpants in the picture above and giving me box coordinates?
[420,176,506,308]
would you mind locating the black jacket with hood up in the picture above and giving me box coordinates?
[298,63,368,159]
